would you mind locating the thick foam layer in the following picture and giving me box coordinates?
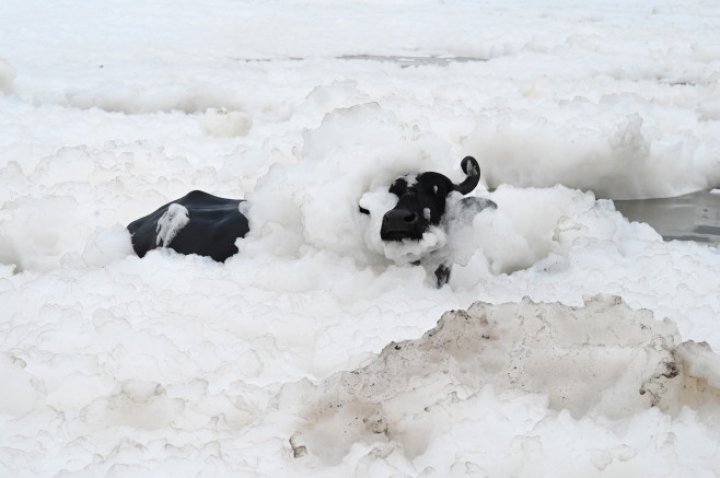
[288,297,720,473]
[2,1,720,475]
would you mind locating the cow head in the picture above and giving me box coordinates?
[360,156,482,242]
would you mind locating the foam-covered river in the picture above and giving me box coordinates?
[1,1,720,476]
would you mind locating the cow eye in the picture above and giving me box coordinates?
[358,206,370,215]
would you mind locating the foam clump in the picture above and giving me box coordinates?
[0,58,14,94]
[443,186,592,276]
[0,353,38,416]
[201,108,252,137]
[244,103,588,280]
[81,224,134,268]
[286,296,720,469]
[465,108,720,199]
[0,195,81,272]
[243,103,456,263]
[64,83,249,115]
[154,203,189,247]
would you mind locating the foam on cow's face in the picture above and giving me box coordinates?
[381,224,448,265]
[357,187,448,264]
[358,156,483,265]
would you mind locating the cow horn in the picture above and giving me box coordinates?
[454,156,481,194]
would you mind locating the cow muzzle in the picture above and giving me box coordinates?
[380,208,424,241]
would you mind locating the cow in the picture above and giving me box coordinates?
[359,156,497,286]
[127,156,495,288]
[127,190,249,262]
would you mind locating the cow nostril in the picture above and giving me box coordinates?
[404,213,417,223]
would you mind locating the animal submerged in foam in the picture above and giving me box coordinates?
[127,156,495,287]
[359,156,497,286]
[127,190,249,262]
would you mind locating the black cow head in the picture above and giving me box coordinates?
[360,156,482,242]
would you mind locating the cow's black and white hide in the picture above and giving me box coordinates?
[127,190,249,262]
[358,156,497,286]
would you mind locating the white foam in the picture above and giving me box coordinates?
[0,353,37,416]
[201,108,252,138]
[2,1,720,475]
[81,224,134,268]
[155,203,190,247]
[0,58,14,94]
[465,109,720,199]
[288,297,720,472]
[243,103,457,264]
[380,226,447,265]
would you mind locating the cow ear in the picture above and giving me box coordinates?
[389,178,408,197]
[358,205,370,215]
[453,156,481,195]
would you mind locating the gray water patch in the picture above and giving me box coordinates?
[229,55,489,68]
[336,54,488,67]
[614,190,720,245]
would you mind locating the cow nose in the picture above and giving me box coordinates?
[403,212,418,223]
[381,208,424,241]
[382,209,418,228]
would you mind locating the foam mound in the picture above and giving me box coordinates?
[285,296,720,473]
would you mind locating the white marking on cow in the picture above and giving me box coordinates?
[423,208,431,220]
[156,203,190,247]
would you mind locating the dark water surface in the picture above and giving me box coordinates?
[614,190,720,245]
